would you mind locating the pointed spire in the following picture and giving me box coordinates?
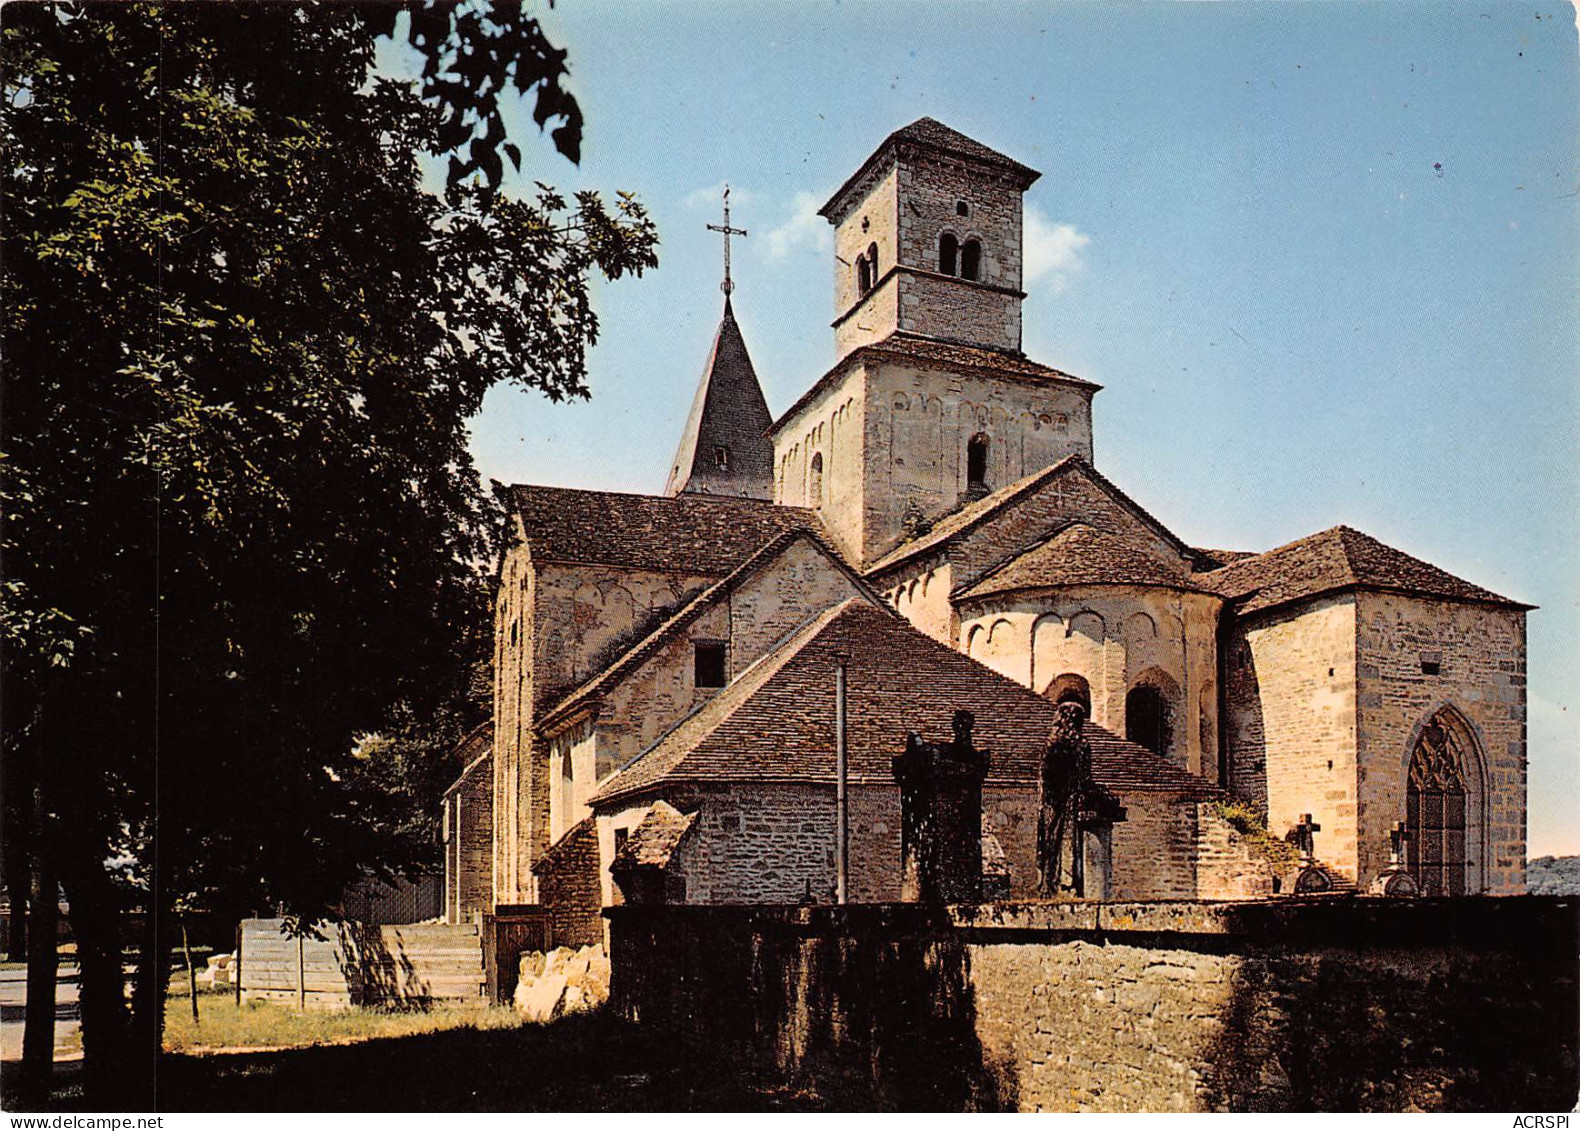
[664,297,775,499]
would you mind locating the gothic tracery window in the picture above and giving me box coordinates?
[1407,715,1470,896]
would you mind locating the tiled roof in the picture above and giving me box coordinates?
[536,529,881,733]
[865,456,1192,578]
[1191,547,1256,571]
[507,484,822,574]
[590,599,1221,806]
[441,722,492,797]
[610,801,697,870]
[957,523,1210,602]
[820,117,1041,220]
[1196,525,1530,615]
[768,333,1094,440]
[664,297,775,500]
[862,333,1098,386]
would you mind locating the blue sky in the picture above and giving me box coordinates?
[396,2,1578,854]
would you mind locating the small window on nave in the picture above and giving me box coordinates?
[694,641,727,689]
[966,433,989,493]
[809,451,825,504]
[961,238,982,281]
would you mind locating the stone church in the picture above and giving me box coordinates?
[441,119,1529,936]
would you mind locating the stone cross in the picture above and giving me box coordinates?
[893,709,990,904]
[706,185,748,296]
[1292,813,1322,864]
[1389,820,1411,868]
[1037,702,1125,898]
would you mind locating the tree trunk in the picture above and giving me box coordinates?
[128,883,170,1106]
[181,915,198,1025]
[18,791,58,1110]
[58,843,132,1107]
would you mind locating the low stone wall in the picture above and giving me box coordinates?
[607,898,1579,1112]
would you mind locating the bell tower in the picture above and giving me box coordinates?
[818,118,1041,360]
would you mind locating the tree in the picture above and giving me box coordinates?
[1,1,657,1105]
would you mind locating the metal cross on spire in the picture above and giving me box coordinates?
[707,184,748,296]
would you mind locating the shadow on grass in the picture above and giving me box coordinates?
[156,1008,824,1112]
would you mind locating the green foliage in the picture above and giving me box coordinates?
[0,0,657,1072]
[1204,800,1302,869]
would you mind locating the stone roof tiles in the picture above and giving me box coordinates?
[768,332,1096,440]
[820,117,1041,221]
[956,522,1209,602]
[1196,525,1530,615]
[865,456,1192,579]
[610,801,698,870]
[664,297,775,500]
[507,484,822,575]
[590,598,1221,806]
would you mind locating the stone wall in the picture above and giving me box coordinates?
[832,165,900,343]
[599,783,1259,906]
[532,817,603,949]
[863,361,1095,564]
[1224,593,1359,876]
[956,586,1221,779]
[444,753,493,924]
[775,370,867,564]
[1353,592,1526,893]
[608,899,1580,1112]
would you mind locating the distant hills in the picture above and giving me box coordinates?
[1526,855,1580,895]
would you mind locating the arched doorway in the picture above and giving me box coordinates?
[1046,672,1091,716]
[1125,683,1170,759]
[1406,708,1481,895]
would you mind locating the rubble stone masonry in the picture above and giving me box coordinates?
[610,899,1580,1112]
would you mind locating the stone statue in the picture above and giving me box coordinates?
[894,709,990,903]
[1037,702,1125,898]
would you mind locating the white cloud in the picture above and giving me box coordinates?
[1023,205,1090,294]
[684,181,758,210]
[762,191,832,259]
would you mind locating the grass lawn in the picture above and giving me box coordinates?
[162,991,523,1054]
[158,1009,821,1112]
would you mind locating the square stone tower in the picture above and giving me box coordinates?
[770,119,1096,569]
[820,118,1041,358]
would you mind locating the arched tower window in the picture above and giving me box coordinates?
[966,433,989,492]
[809,452,824,505]
[867,242,879,280]
[1125,684,1170,759]
[961,238,982,281]
[1407,713,1472,896]
[856,254,872,296]
[938,232,958,276]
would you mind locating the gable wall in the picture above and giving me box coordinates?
[1353,592,1526,893]
[862,362,1095,567]
[947,470,1184,598]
